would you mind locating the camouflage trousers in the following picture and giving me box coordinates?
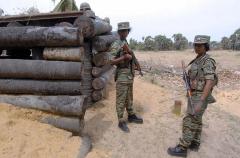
[116,82,135,122]
[179,96,208,147]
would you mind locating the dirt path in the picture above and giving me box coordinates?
[84,78,240,158]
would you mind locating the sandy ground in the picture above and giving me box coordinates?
[0,104,81,158]
[84,50,240,158]
[0,50,239,158]
[84,77,240,158]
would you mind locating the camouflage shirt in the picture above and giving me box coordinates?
[110,39,136,83]
[188,53,217,102]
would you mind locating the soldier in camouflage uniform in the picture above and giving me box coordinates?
[80,2,91,11]
[110,22,143,133]
[168,35,218,157]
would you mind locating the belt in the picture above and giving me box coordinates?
[191,89,203,93]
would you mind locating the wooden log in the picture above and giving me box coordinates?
[93,34,119,52]
[0,11,83,27]
[5,21,32,58]
[0,59,82,80]
[80,43,93,106]
[92,52,111,67]
[0,95,87,116]
[41,114,88,136]
[94,18,112,36]
[73,15,112,38]
[92,64,112,78]
[43,47,84,61]
[92,89,107,102]
[0,79,85,95]
[92,67,115,90]
[41,116,81,134]
[0,26,83,49]
[55,22,73,27]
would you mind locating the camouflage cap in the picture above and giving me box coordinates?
[117,22,131,31]
[80,2,91,11]
[194,35,210,44]
[83,10,96,19]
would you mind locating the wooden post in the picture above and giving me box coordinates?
[92,64,112,78]
[43,47,84,61]
[92,52,111,67]
[41,116,81,134]
[0,59,82,80]
[0,79,84,95]
[93,34,119,52]
[92,89,107,102]
[73,15,112,38]
[0,26,84,48]
[0,95,87,116]
[92,67,115,90]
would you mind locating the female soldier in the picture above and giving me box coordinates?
[168,35,217,157]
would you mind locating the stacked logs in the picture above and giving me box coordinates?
[0,12,117,128]
[91,33,119,102]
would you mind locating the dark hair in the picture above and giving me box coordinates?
[204,43,210,51]
[194,43,210,51]
[117,29,131,34]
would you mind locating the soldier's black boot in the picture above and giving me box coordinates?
[128,114,143,124]
[189,141,200,151]
[167,144,187,157]
[118,121,130,133]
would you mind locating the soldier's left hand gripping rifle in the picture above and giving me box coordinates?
[181,60,195,115]
[122,44,143,76]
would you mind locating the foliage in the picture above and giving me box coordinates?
[229,28,240,50]
[129,34,178,51]
[172,33,188,50]
[19,7,40,15]
[210,41,221,50]
[52,0,78,12]
[221,37,231,50]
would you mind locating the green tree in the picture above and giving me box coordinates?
[188,42,193,49]
[210,41,221,50]
[172,33,188,50]
[221,37,231,50]
[129,38,138,50]
[52,0,78,12]
[143,36,155,51]
[229,28,240,50]
[154,35,173,50]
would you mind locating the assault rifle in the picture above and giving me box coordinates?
[122,44,143,76]
[181,60,195,115]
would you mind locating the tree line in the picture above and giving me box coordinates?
[129,28,240,51]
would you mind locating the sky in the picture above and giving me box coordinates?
[0,0,240,42]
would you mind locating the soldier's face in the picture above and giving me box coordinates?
[118,30,129,39]
[194,44,206,55]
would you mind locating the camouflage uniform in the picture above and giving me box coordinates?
[110,39,138,122]
[179,35,217,148]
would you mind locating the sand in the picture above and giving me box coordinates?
[0,104,81,158]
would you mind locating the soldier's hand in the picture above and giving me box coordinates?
[194,100,204,114]
[123,54,132,61]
